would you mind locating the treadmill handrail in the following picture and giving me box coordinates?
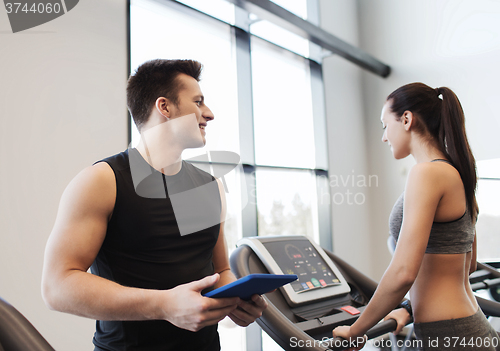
[323,319,398,351]
[230,244,402,351]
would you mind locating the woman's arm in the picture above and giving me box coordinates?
[333,163,444,340]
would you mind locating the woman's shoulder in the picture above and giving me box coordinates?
[410,160,459,177]
[407,162,441,181]
[406,161,462,192]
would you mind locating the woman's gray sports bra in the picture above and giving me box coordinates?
[388,160,475,254]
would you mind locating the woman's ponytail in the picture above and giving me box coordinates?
[437,87,478,221]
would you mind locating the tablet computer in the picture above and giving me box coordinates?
[203,273,298,300]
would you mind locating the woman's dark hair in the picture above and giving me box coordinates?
[127,59,202,130]
[387,82,478,221]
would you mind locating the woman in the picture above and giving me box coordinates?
[332,83,499,350]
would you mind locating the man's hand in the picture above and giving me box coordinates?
[331,326,367,351]
[384,308,412,335]
[228,294,268,327]
[162,274,240,332]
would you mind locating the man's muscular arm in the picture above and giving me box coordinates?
[42,163,238,332]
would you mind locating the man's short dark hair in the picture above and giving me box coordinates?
[127,59,202,130]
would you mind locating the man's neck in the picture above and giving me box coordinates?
[136,141,183,176]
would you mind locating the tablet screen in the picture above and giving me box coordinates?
[263,240,341,293]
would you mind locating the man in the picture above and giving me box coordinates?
[42,59,267,351]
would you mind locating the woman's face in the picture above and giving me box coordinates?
[380,102,411,159]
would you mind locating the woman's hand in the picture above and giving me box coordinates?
[332,326,367,351]
[384,308,412,335]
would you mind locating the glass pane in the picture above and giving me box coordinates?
[475,179,500,260]
[251,37,316,168]
[250,20,310,57]
[270,0,308,19]
[477,158,500,178]
[249,0,311,57]
[175,0,235,25]
[219,317,246,351]
[262,329,285,350]
[130,0,239,157]
[255,168,319,242]
[210,162,244,253]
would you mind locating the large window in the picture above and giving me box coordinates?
[129,1,328,350]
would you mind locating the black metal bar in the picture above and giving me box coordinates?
[241,164,258,238]
[316,169,332,252]
[365,318,398,340]
[471,278,500,291]
[188,160,327,173]
[225,0,391,77]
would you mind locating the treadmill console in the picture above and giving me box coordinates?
[238,236,350,306]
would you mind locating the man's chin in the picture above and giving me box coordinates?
[185,140,206,149]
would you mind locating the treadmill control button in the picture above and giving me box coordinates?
[340,306,360,315]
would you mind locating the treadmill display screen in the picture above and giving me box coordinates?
[263,240,341,293]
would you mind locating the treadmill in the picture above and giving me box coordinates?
[230,235,500,351]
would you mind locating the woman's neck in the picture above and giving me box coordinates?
[410,136,446,163]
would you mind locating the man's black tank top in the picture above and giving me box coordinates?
[90,148,221,351]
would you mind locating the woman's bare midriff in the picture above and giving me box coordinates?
[410,251,478,323]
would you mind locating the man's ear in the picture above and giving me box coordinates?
[155,97,171,120]
[402,110,413,131]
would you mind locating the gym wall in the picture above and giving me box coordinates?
[0,1,128,350]
[320,0,377,278]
